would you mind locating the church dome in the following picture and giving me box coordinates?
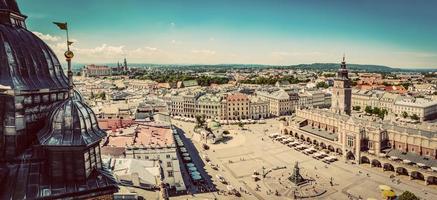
[0,0,69,91]
[73,89,85,102]
[38,98,106,146]
[0,0,20,13]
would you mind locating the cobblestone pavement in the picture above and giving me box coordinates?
[171,118,437,200]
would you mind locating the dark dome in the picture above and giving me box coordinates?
[0,0,21,14]
[73,89,85,102]
[38,98,106,146]
[0,1,68,91]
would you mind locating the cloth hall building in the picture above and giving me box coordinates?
[281,57,437,186]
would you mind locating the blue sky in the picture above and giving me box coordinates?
[20,0,437,68]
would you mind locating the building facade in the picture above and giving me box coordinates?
[352,90,437,121]
[83,64,112,77]
[257,89,299,116]
[222,93,250,120]
[281,57,437,186]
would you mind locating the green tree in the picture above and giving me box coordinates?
[353,106,361,111]
[372,107,381,115]
[316,82,329,89]
[410,114,419,121]
[324,73,335,77]
[401,82,411,89]
[398,191,419,200]
[378,108,388,120]
[402,111,408,118]
[365,106,373,114]
[195,115,206,128]
[383,82,391,86]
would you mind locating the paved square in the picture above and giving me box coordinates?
[173,119,437,200]
[226,158,271,178]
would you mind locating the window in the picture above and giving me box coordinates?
[168,171,174,177]
[166,154,170,159]
[167,162,172,167]
[347,136,354,147]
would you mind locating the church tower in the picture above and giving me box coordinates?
[123,57,128,71]
[331,55,352,115]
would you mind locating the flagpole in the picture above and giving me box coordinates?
[66,26,70,51]
[54,21,74,97]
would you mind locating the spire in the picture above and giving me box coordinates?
[337,55,349,79]
[123,57,128,71]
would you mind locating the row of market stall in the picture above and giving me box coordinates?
[385,154,437,172]
[269,133,338,163]
[173,130,204,184]
[171,115,266,125]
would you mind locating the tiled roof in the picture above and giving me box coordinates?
[226,93,249,101]
[300,125,338,141]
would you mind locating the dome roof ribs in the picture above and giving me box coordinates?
[38,99,107,147]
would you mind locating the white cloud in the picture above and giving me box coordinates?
[192,49,216,56]
[271,51,323,57]
[32,31,61,42]
[170,22,175,27]
[393,51,437,58]
[145,46,158,51]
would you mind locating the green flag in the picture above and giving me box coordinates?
[53,22,67,30]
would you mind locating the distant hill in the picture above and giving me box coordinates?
[284,63,400,72]
[71,62,436,73]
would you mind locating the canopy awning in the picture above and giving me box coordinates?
[183,156,191,161]
[416,163,427,167]
[402,160,412,164]
[190,171,201,176]
[389,156,398,160]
